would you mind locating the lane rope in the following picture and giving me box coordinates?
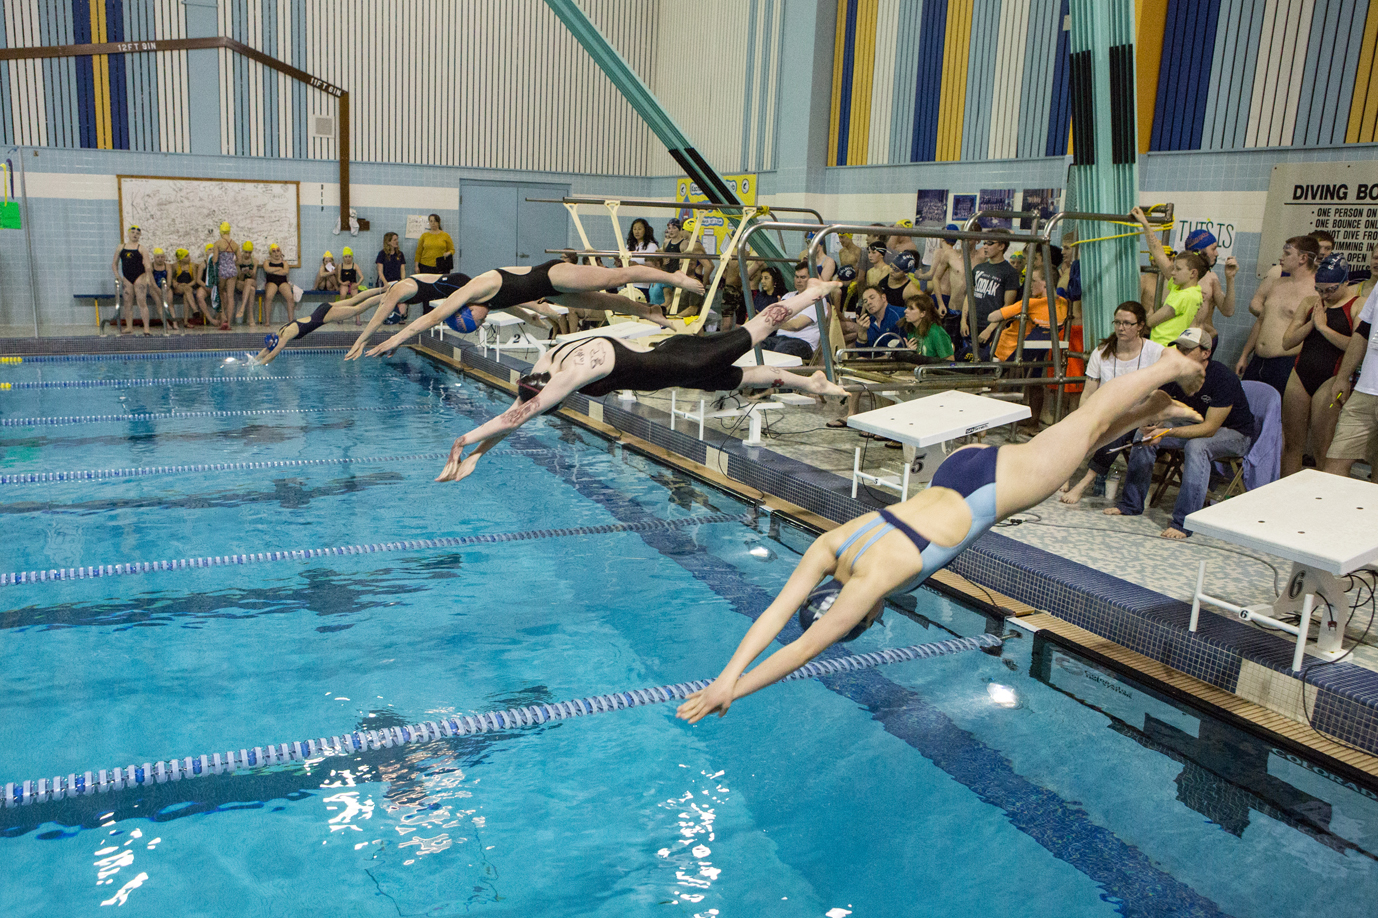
[0,512,749,586]
[3,375,316,390]
[1,349,350,363]
[1,633,1002,808]
[2,405,431,428]
[0,448,558,485]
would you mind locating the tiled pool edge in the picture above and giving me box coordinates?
[422,332,1378,758]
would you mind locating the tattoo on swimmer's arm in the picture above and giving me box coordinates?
[498,399,543,427]
[761,304,790,327]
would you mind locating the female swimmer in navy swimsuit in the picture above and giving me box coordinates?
[351,258,705,359]
[431,279,848,484]
[676,346,1208,724]
[251,287,388,365]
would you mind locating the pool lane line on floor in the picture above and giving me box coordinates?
[0,633,1001,808]
[0,511,750,586]
[2,375,321,390]
[0,448,561,485]
[0,349,351,363]
[2,405,434,428]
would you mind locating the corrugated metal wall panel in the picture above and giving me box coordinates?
[960,0,997,161]
[889,0,921,163]
[989,0,1030,160]
[1015,0,1055,157]
[867,0,899,164]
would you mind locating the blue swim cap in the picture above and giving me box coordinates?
[264,333,279,351]
[443,306,478,334]
[1315,254,1349,285]
[797,579,870,643]
[944,223,960,232]
[887,251,918,274]
[837,265,858,283]
[1184,229,1217,251]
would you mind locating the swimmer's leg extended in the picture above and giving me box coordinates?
[738,366,847,400]
[994,347,1205,518]
[546,290,672,326]
[547,262,704,296]
[740,278,841,346]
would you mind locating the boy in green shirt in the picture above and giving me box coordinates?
[1133,206,1206,346]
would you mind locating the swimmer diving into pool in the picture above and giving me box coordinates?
[251,288,388,364]
[350,258,705,360]
[432,279,849,484]
[675,346,1207,724]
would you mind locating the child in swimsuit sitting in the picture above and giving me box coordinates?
[676,346,1207,724]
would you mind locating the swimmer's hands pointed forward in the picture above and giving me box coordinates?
[436,437,482,483]
[365,332,407,358]
[676,677,738,724]
[344,335,369,361]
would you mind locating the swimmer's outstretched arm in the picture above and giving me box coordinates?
[435,369,593,483]
[677,543,881,724]
[367,275,503,357]
[251,322,300,365]
[344,287,419,360]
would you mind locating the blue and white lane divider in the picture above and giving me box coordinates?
[1,634,1002,808]
[2,405,429,428]
[3,375,314,389]
[1,349,350,363]
[0,448,557,485]
[0,512,748,586]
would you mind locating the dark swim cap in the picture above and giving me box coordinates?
[837,265,858,283]
[517,372,551,404]
[1315,253,1349,285]
[797,579,870,643]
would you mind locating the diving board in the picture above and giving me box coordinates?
[847,390,1030,499]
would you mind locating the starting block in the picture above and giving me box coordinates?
[669,390,783,447]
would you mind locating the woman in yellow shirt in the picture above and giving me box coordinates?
[414,213,455,274]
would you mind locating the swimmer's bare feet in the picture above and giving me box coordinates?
[1157,398,1202,424]
[1158,344,1206,388]
[1103,507,1128,516]
[1059,471,1094,505]
[1160,526,1190,539]
[667,271,705,296]
[806,371,848,401]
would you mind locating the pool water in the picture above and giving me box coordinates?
[0,351,1375,917]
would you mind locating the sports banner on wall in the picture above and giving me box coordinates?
[1019,188,1062,230]
[675,174,756,255]
[1260,161,1378,277]
[915,189,949,265]
[952,194,977,223]
[977,189,1015,228]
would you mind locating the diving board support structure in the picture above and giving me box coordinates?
[1185,470,1378,672]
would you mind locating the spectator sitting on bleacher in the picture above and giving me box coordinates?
[339,247,362,299]
[170,247,213,327]
[262,243,295,324]
[900,291,953,362]
[857,284,905,348]
[233,241,260,328]
[980,266,1068,429]
[758,263,822,363]
[315,251,340,293]
[376,232,408,289]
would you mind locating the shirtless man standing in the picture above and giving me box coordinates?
[1263,229,1333,280]
[837,233,863,274]
[1235,236,1320,396]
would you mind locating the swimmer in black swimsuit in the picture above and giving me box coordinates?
[251,287,388,365]
[111,225,154,335]
[676,348,1209,724]
[342,272,480,359]
[356,258,706,359]
[170,247,214,326]
[1279,254,1358,476]
[432,280,849,484]
[261,243,295,324]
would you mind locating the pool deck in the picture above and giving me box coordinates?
[5,330,1378,783]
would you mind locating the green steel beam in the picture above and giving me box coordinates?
[543,0,789,267]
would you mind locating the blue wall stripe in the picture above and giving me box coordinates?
[740,0,758,170]
[1017,0,1053,157]
[294,0,307,159]
[1305,0,1365,145]
[1165,0,1194,149]
[759,0,779,169]
[912,0,948,161]
[890,0,922,164]
[1184,0,1222,149]
[1148,0,1177,149]
[72,0,96,149]
[1043,0,1071,156]
[1225,0,1266,149]
[1325,0,1369,145]
[962,0,999,161]
[106,0,129,150]
[0,4,10,148]
[1200,0,1239,150]
[836,0,859,165]
[263,0,279,159]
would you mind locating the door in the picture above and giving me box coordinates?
[458,181,570,276]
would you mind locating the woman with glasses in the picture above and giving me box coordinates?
[1279,254,1359,476]
[1059,302,1164,503]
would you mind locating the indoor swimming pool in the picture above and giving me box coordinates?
[0,350,1375,917]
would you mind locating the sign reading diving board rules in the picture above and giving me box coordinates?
[1260,162,1378,276]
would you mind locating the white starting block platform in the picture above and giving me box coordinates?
[846,390,1030,500]
[1185,470,1378,671]
[733,349,804,368]
[668,391,787,447]
[553,319,661,345]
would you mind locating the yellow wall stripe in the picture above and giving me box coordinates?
[89,0,112,150]
[847,0,879,164]
[1346,0,1378,144]
[936,0,973,161]
[828,0,848,164]
[1135,0,1168,155]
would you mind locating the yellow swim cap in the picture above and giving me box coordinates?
[323,251,333,259]
[342,247,353,256]
[897,218,914,228]
[205,242,215,252]
[682,218,697,234]
[242,241,253,252]
[152,247,164,255]
[219,222,231,234]
[175,248,188,258]
[269,242,281,250]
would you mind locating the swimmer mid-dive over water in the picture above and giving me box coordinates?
[353,258,705,359]
[675,346,1207,724]
[432,279,849,484]
[251,288,387,364]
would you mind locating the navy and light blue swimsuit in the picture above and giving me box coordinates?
[834,445,1000,592]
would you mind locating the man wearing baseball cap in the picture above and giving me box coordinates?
[1181,228,1238,347]
[1106,327,1254,538]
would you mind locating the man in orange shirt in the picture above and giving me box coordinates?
[980,266,1068,428]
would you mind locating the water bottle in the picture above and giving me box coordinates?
[1104,470,1120,503]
